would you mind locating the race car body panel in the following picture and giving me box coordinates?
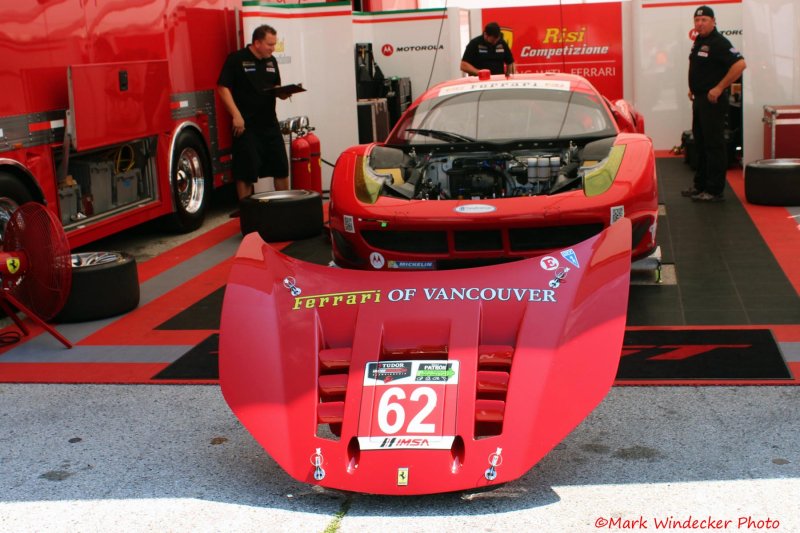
[219,219,632,495]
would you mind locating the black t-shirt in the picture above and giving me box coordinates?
[688,29,743,94]
[217,47,281,128]
[461,35,514,75]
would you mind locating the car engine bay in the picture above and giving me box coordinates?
[368,137,616,201]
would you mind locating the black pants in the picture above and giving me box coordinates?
[692,94,729,196]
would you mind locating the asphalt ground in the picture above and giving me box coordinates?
[1,184,799,532]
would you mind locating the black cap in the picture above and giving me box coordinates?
[694,5,714,18]
[484,22,501,38]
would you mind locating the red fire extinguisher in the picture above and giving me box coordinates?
[304,130,322,194]
[290,134,311,190]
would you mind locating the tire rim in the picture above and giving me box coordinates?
[71,251,124,267]
[252,190,311,202]
[175,147,206,214]
[0,197,20,244]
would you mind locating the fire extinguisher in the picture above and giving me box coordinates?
[290,134,311,190]
[304,129,322,194]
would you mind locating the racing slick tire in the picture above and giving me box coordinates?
[239,189,323,242]
[744,159,800,206]
[53,252,140,323]
[167,130,211,232]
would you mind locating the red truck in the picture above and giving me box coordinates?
[0,0,240,247]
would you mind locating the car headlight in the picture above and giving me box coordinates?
[354,156,392,204]
[582,145,626,197]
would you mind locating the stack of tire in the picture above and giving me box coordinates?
[744,159,800,206]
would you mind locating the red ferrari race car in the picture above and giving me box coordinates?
[329,72,657,270]
[219,219,632,495]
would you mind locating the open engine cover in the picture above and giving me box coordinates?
[220,220,631,495]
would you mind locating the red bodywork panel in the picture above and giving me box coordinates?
[220,220,632,495]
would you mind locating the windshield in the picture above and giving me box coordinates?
[387,87,616,145]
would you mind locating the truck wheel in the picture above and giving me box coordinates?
[54,252,140,323]
[745,159,800,206]
[0,172,34,243]
[168,131,210,232]
[240,189,323,242]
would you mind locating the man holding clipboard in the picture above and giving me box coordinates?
[217,25,304,199]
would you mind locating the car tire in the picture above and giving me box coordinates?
[239,189,323,242]
[53,252,140,323]
[167,130,211,232]
[0,172,35,243]
[744,159,800,206]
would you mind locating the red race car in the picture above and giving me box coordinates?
[220,219,632,495]
[329,72,657,270]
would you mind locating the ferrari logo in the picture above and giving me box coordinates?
[6,258,20,274]
[397,467,409,486]
[500,28,513,50]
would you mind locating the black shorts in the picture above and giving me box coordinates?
[232,126,289,183]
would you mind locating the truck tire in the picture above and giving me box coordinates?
[239,189,323,242]
[0,172,35,243]
[744,159,800,206]
[168,130,210,232]
[54,252,140,323]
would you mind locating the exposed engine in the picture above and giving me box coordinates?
[369,137,615,201]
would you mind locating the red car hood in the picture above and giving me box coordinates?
[220,219,632,495]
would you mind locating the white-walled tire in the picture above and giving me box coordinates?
[744,159,800,206]
[53,252,140,323]
[239,189,323,242]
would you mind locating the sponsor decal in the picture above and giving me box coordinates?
[358,436,456,450]
[397,467,408,485]
[292,289,381,310]
[370,252,386,269]
[610,205,625,224]
[440,79,570,97]
[540,256,560,271]
[388,260,435,270]
[381,44,394,56]
[292,286,556,310]
[561,249,580,269]
[391,44,444,53]
[453,204,496,214]
[416,362,457,382]
[343,215,355,233]
[367,361,413,382]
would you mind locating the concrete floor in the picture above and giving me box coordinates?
[1,185,798,532]
[0,385,797,532]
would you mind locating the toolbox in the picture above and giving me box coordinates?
[114,168,141,206]
[763,105,800,159]
[70,160,114,213]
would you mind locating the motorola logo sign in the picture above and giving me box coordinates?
[381,44,394,56]
[382,43,444,56]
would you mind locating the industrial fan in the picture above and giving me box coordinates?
[0,202,73,348]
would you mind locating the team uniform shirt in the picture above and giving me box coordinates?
[461,35,514,75]
[217,47,281,129]
[688,28,743,95]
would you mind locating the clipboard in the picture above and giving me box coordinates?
[265,83,306,98]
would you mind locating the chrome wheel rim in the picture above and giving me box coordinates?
[175,147,206,215]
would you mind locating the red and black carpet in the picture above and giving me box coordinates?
[1,158,798,385]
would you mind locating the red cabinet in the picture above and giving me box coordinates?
[763,105,800,159]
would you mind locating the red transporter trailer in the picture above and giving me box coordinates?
[0,0,240,247]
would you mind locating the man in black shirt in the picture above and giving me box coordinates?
[218,25,289,200]
[684,5,746,202]
[460,22,515,77]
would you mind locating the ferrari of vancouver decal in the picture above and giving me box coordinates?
[290,286,558,310]
[358,360,460,451]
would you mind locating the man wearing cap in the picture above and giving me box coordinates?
[683,5,746,202]
[461,22,516,76]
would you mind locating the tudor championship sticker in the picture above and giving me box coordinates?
[358,360,459,450]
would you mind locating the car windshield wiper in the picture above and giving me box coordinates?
[404,128,475,143]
